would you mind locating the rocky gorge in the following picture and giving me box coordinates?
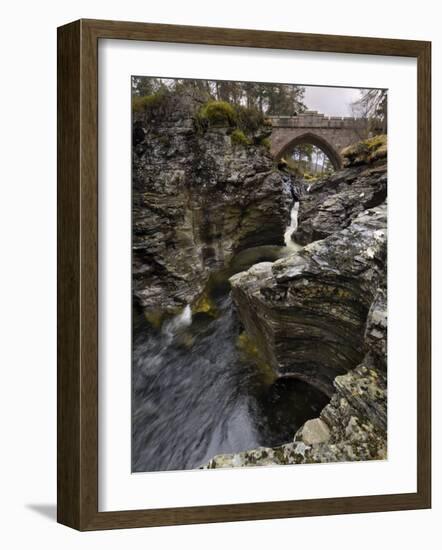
[132,90,388,471]
[132,92,292,315]
[204,138,388,468]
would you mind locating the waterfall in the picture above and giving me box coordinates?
[284,202,302,251]
[161,304,192,341]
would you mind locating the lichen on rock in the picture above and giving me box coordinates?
[202,359,387,469]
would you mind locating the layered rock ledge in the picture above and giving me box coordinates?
[203,232,387,468]
[229,204,387,396]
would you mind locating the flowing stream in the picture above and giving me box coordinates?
[284,201,302,250]
[132,201,328,472]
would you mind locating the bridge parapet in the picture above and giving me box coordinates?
[269,112,367,129]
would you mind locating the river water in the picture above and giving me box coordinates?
[132,203,328,472]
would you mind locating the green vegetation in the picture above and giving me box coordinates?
[303,173,318,181]
[131,78,308,156]
[143,308,166,329]
[235,105,265,133]
[256,136,271,150]
[196,100,237,127]
[132,77,306,116]
[236,331,276,385]
[237,331,260,359]
[281,142,334,178]
[281,156,305,177]
[196,101,265,133]
[195,99,271,149]
[342,134,387,166]
[191,290,218,317]
[230,129,251,146]
[282,157,319,181]
[132,90,168,116]
[366,134,387,160]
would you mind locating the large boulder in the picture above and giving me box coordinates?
[293,161,387,246]
[132,92,292,313]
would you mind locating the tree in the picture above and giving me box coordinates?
[131,76,307,121]
[266,84,305,116]
[131,77,165,96]
[352,89,387,135]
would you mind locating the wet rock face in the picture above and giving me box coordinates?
[293,163,387,246]
[132,95,292,312]
[230,204,387,396]
[203,266,388,469]
[203,156,388,469]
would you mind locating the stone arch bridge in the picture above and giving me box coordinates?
[269,111,368,169]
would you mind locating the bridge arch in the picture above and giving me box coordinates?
[276,132,342,170]
[269,112,368,171]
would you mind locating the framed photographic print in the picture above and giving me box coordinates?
[57,19,431,530]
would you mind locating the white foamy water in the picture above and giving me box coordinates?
[162,304,192,341]
[284,202,302,251]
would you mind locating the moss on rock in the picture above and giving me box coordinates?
[191,291,218,317]
[143,308,166,329]
[132,90,168,115]
[342,134,387,166]
[236,331,276,384]
[196,100,238,128]
[256,136,271,150]
[230,128,251,146]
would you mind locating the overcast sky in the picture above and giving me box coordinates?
[303,86,363,117]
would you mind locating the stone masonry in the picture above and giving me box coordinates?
[269,111,368,168]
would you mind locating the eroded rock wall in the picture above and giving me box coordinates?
[204,284,388,468]
[203,152,388,468]
[204,223,388,468]
[132,94,292,313]
[230,204,386,396]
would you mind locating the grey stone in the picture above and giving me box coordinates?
[293,164,387,246]
[301,419,331,445]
